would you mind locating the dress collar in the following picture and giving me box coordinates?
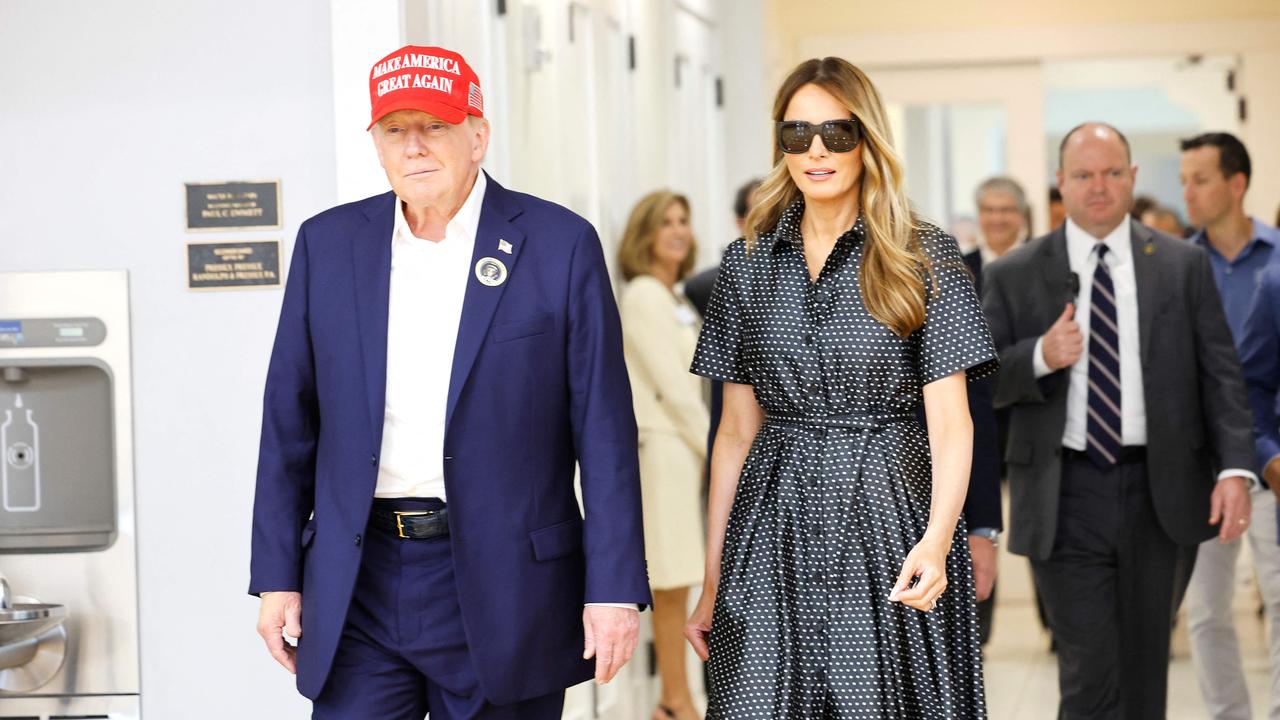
[769,196,866,255]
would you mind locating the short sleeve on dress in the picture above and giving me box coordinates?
[915,227,999,385]
[690,240,753,384]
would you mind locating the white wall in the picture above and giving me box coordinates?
[330,0,403,202]
[1238,50,1280,224]
[0,0,334,716]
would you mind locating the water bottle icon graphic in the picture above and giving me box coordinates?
[2,393,41,512]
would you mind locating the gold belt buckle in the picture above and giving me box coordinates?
[394,510,434,539]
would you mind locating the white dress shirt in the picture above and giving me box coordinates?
[374,173,636,610]
[375,172,486,500]
[1033,218,1256,484]
[976,227,1027,266]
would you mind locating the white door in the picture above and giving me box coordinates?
[670,5,729,269]
[591,5,634,280]
[868,63,1047,238]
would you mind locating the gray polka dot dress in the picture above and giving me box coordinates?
[690,199,998,719]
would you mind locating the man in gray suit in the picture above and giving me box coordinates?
[982,122,1257,719]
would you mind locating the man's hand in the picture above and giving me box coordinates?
[257,591,303,673]
[1041,303,1083,370]
[582,605,639,684]
[968,535,997,602]
[1210,476,1252,543]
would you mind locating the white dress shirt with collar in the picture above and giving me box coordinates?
[1032,218,1256,484]
[976,226,1026,266]
[375,171,487,501]
[373,172,636,609]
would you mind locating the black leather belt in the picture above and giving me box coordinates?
[1064,446,1147,465]
[370,498,449,540]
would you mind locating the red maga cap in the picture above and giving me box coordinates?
[367,45,483,130]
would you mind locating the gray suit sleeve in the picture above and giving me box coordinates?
[982,260,1061,409]
[1190,249,1256,473]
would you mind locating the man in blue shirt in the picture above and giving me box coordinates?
[1180,131,1280,720]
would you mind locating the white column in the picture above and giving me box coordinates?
[330,0,403,203]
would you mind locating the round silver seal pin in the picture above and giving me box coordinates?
[474,257,508,287]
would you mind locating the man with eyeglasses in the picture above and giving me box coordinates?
[955,175,1032,644]
[248,45,648,719]
[969,176,1030,276]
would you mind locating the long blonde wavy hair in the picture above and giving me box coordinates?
[745,57,930,337]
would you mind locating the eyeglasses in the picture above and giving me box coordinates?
[776,118,861,154]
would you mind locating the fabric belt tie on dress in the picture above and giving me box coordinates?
[764,411,915,431]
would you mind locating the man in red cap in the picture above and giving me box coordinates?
[248,45,650,719]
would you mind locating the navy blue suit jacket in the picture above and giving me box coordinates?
[249,174,651,703]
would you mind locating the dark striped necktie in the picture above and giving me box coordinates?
[1086,243,1123,468]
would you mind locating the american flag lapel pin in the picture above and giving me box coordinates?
[498,239,513,255]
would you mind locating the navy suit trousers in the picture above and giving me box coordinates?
[312,499,565,720]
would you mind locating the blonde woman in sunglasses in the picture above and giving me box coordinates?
[685,57,998,718]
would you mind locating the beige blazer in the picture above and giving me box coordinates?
[619,275,709,460]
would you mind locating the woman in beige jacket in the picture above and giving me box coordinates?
[618,191,711,720]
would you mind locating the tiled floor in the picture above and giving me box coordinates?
[984,536,1276,718]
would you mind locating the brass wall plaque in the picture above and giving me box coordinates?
[187,240,281,291]
[185,180,281,231]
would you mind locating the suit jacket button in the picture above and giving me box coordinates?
[370,455,378,466]
[354,534,362,546]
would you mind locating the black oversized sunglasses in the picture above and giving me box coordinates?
[776,118,861,154]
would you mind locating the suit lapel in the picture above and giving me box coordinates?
[1130,220,1159,366]
[445,173,526,432]
[352,192,397,445]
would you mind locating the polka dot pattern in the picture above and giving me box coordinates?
[690,198,998,718]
